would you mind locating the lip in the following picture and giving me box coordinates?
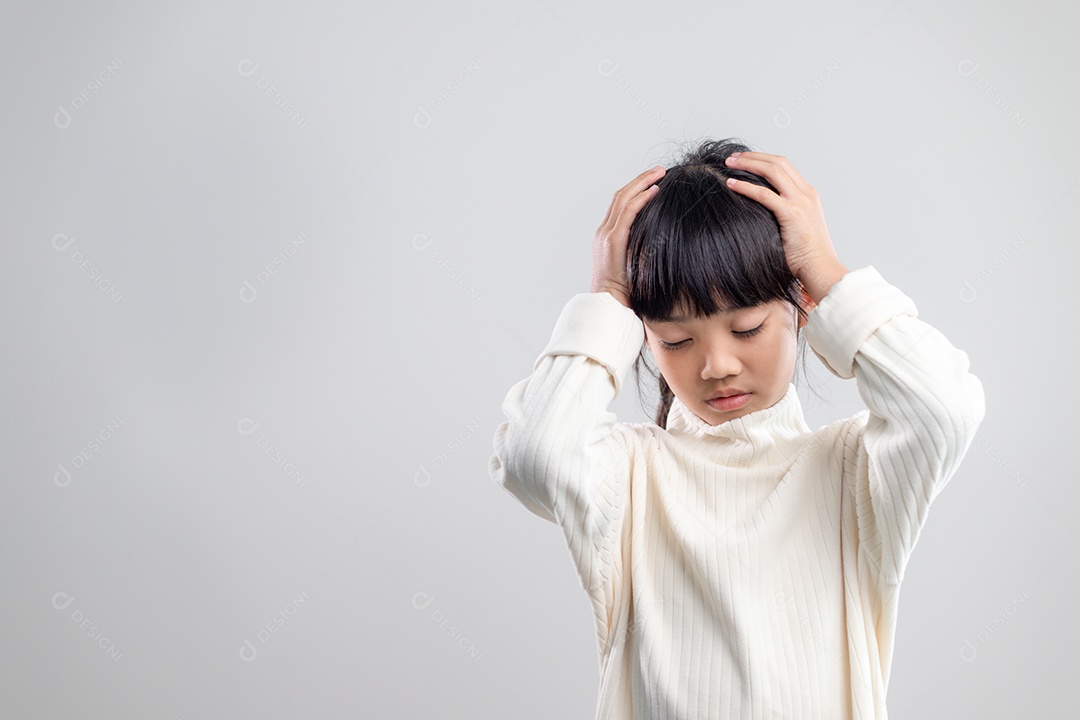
[705,392,751,412]
[708,388,749,399]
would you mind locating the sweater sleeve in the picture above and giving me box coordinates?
[488,291,645,592]
[802,265,986,586]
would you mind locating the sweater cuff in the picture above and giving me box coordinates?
[802,265,918,379]
[534,291,646,397]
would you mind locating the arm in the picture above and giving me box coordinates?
[722,151,986,586]
[802,265,987,585]
[489,290,645,592]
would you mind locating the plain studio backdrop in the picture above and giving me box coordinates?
[1,0,1076,717]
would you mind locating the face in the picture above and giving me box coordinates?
[643,294,812,425]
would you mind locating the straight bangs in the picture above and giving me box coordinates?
[626,165,796,323]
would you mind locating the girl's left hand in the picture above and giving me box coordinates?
[722,151,841,285]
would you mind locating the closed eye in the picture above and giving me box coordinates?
[658,323,765,350]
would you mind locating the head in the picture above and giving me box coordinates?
[626,138,818,429]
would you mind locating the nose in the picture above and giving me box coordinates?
[700,337,742,381]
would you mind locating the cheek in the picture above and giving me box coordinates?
[768,329,798,366]
[648,343,680,382]
[649,346,670,375]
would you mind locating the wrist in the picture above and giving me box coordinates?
[593,285,631,308]
[798,256,849,306]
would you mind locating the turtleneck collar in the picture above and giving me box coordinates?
[665,382,811,447]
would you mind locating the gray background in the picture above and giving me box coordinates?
[2,0,1076,717]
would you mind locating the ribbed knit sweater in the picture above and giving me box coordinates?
[489,265,985,719]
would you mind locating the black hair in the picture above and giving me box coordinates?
[625,137,820,428]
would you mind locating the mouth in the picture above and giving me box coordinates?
[708,388,749,400]
[705,391,751,412]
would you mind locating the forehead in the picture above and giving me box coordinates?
[653,298,778,325]
[658,306,741,324]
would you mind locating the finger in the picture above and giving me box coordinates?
[603,165,665,227]
[724,153,799,197]
[724,174,781,212]
[725,151,812,197]
[600,165,665,230]
[611,181,661,239]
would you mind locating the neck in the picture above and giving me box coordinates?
[666,383,811,449]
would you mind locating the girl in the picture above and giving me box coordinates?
[489,138,985,719]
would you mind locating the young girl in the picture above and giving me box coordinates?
[489,138,985,719]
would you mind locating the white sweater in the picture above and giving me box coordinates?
[488,265,985,719]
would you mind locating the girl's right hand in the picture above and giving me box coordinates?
[591,164,666,307]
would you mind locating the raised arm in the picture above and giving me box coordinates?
[802,265,986,585]
[489,164,664,593]
[723,150,986,587]
[489,290,644,591]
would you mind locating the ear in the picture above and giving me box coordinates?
[642,326,659,356]
[796,284,816,330]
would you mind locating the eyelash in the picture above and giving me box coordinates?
[658,323,765,350]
